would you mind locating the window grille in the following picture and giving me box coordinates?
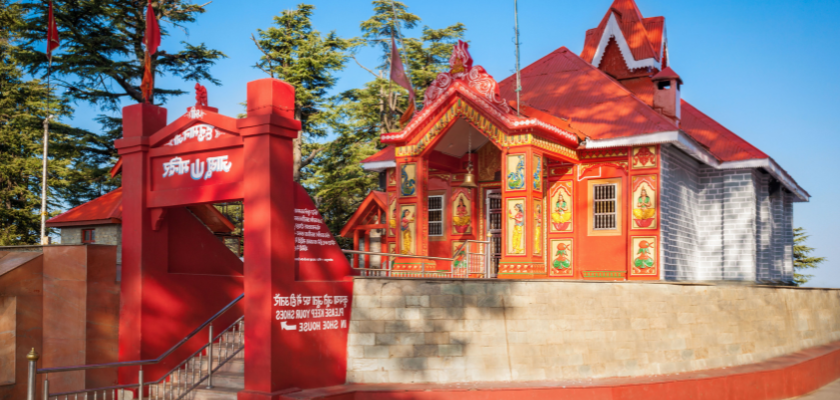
[428,196,444,236]
[82,228,96,244]
[593,184,617,230]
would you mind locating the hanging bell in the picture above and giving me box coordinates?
[461,171,478,188]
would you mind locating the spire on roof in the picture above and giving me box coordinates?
[580,0,667,73]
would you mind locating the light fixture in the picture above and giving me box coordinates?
[461,129,478,188]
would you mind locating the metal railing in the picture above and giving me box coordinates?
[344,240,491,279]
[28,294,245,400]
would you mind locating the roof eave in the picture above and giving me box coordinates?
[361,161,396,172]
[46,218,122,228]
[583,130,810,202]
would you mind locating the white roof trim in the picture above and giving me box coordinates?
[583,131,810,202]
[361,161,396,172]
[591,13,661,71]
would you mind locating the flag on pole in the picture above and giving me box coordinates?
[141,0,160,102]
[389,36,415,124]
[46,1,60,60]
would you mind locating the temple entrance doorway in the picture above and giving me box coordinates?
[486,189,502,277]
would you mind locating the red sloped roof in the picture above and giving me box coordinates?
[46,188,238,232]
[580,0,661,64]
[498,47,678,139]
[652,66,681,83]
[46,188,123,227]
[680,100,768,162]
[361,145,396,164]
[340,191,388,238]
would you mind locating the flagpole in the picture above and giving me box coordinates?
[40,57,52,245]
[514,0,522,116]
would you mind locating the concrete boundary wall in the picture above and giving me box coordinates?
[346,277,840,384]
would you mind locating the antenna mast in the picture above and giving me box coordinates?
[514,0,522,116]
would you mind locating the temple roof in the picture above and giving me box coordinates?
[581,0,665,70]
[339,190,388,238]
[46,188,235,233]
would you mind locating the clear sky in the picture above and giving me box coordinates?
[63,0,840,287]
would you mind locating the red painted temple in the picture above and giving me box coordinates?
[344,0,808,283]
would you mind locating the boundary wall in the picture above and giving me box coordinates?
[347,277,840,384]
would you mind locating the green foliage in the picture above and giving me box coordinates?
[0,1,94,244]
[13,0,226,206]
[793,227,827,286]
[252,4,350,180]
[305,1,466,246]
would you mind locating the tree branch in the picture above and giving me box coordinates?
[250,33,274,78]
[351,54,379,79]
[300,146,324,170]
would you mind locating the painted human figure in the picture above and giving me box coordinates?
[634,240,655,270]
[509,203,525,254]
[400,209,414,255]
[195,83,208,107]
[632,187,655,223]
[534,203,542,252]
[453,197,471,233]
[551,193,571,229]
[552,242,571,270]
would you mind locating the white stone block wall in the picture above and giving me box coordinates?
[346,278,840,384]
[60,224,122,264]
[660,145,794,282]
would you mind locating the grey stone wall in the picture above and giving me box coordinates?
[347,278,840,384]
[60,224,122,265]
[659,145,794,282]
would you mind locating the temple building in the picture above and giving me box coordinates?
[343,0,808,283]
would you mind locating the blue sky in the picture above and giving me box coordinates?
[62,0,840,287]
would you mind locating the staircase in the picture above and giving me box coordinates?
[148,325,245,400]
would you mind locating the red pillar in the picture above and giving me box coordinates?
[236,79,302,400]
[115,103,168,384]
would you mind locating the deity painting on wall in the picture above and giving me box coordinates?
[549,239,573,277]
[630,236,657,276]
[452,190,472,235]
[388,195,397,236]
[387,168,396,186]
[506,198,526,255]
[400,163,417,196]
[533,199,542,255]
[506,154,526,190]
[549,181,573,232]
[631,175,657,229]
[631,146,657,169]
[399,204,417,255]
[532,154,542,191]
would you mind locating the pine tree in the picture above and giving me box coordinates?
[305,1,466,245]
[250,4,350,181]
[14,0,226,206]
[793,227,826,286]
[0,1,93,244]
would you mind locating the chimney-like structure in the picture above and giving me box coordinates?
[652,66,682,125]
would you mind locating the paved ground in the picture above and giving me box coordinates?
[789,378,840,399]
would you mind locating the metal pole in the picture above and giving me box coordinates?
[514,0,522,116]
[27,348,39,400]
[42,374,49,400]
[206,324,213,389]
[466,245,471,278]
[138,366,143,400]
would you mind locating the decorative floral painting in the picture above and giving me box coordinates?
[631,175,657,229]
[506,154,526,190]
[549,181,573,232]
[630,237,657,276]
[400,163,417,196]
[388,195,397,236]
[532,154,542,191]
[631,146,657,169]
[452,241,467,268]
[533,199,542,255]
[549,239,573,277]
[399,204,416,255]
[451,189,472,235]
[506,198,526,255]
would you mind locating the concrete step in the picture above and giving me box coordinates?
[188,386,240,400]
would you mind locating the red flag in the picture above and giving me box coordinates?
[141,0,160,102]
[389,36,415,123]
[144,0,160,55]
[46,1,60,59]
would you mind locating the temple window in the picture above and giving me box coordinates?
[82,228,96,243]
[428,195,444,237]
[593,183,618,230]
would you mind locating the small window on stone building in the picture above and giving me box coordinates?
[428,196,444,237]
[82,229,96,243]
[593,184,617,230]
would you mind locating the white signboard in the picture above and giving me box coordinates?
[273,293,349,333]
